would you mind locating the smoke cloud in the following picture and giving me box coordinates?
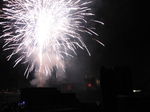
[30,53,65,87]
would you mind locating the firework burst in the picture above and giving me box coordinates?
[0,0,104,86]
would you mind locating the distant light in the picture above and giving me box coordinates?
[88,83,92,87]
[67,84,72,90]
[133,90,141,93]
[96,79,100,86]
[18,101,26,106]
[22,101,26,105]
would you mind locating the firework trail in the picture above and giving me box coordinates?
[0,0,104,87]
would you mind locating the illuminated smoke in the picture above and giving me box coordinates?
[0,0,104,87]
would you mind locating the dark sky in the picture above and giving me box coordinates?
[100,0,149,89]
[0,0,149,89]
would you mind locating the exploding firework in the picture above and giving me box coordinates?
[0,0,104,87]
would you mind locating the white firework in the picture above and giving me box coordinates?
[0,0,103,86]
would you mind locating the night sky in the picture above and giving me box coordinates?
[0,0,149,89]
[100,0,149,89]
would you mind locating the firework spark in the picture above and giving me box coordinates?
[0,0,104,87]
